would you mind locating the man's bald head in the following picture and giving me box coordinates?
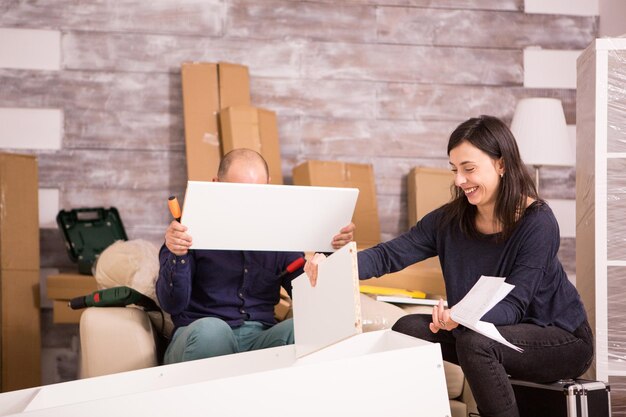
[215,148,270,184]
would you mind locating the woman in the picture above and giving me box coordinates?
[306,115,593,417]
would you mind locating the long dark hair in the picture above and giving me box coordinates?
[442,115,539,240]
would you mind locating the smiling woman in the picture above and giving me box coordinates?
[351,115,594,417]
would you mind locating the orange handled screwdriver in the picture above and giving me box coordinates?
[168,196,181,222]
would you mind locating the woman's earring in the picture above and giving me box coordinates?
[500,173,504,178]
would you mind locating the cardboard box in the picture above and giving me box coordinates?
[0,269,41,392]
[47,273,98,324]
[407,167,454,275]
[407,167,454,228]
[292,161,380,248]
[220,106,283,184]
[0,153,41,392]
[52,300,84,324]
[181,62,251,181]
[0,243,451,416]
[181,62,220,182]
[47,273,98,301]
[217,62,251,110]
[0,153,39,270]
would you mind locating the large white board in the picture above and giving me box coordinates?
[180,181,358,253]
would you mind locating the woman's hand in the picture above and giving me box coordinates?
[429,299,459,333]
[303,253,327,287]
[165,221,192,256]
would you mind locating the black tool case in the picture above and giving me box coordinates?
[511,378,611,417]
[56,207,128,275]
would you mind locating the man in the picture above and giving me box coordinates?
[156,148,354,363]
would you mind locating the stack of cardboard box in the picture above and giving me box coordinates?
[0,153,41,391]
[181,62,283,184]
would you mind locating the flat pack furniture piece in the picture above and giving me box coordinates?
[0,242,451,417]
[180,181,359,253]
[511,379,611,417]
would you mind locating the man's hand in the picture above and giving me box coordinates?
[332,222,355,249]
[165,221,193,256]
[304,253,327,287]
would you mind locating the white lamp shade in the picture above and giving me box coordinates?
[510,98,574,166]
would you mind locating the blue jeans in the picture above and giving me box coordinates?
[392,314,594,417]
[164,317,295,364]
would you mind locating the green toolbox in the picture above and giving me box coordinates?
[56,207,128,275]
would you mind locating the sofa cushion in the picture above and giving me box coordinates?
[94,239,160,301]
[94,239,174,337]
[80,307,158,378]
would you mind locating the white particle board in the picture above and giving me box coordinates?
[0,331,449,417]
[180,181,358,252]
[292,242,362,357]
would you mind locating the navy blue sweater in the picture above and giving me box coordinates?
[156,247,304,330]
[358,202,586,333]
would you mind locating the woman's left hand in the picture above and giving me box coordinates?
[429,298,459,333]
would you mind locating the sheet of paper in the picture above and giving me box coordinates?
[450,276,523,352]
[180,181,359,252]
[451,276,513,324]
[472,321,523,353]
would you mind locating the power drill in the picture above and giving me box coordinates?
[69,286,160,311]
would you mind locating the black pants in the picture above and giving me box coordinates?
[392,315,594,417]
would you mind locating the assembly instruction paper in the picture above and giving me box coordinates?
[450,276,523,352]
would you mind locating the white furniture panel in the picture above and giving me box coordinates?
[181,181,358,252]
[292,242,361,357]
[0,28,61,71]
[0,331,449,417]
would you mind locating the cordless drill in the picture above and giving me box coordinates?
[69,286,160,311]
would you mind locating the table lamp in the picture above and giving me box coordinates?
[510,98,574,193]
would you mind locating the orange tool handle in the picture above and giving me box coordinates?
[168,196,181,222]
